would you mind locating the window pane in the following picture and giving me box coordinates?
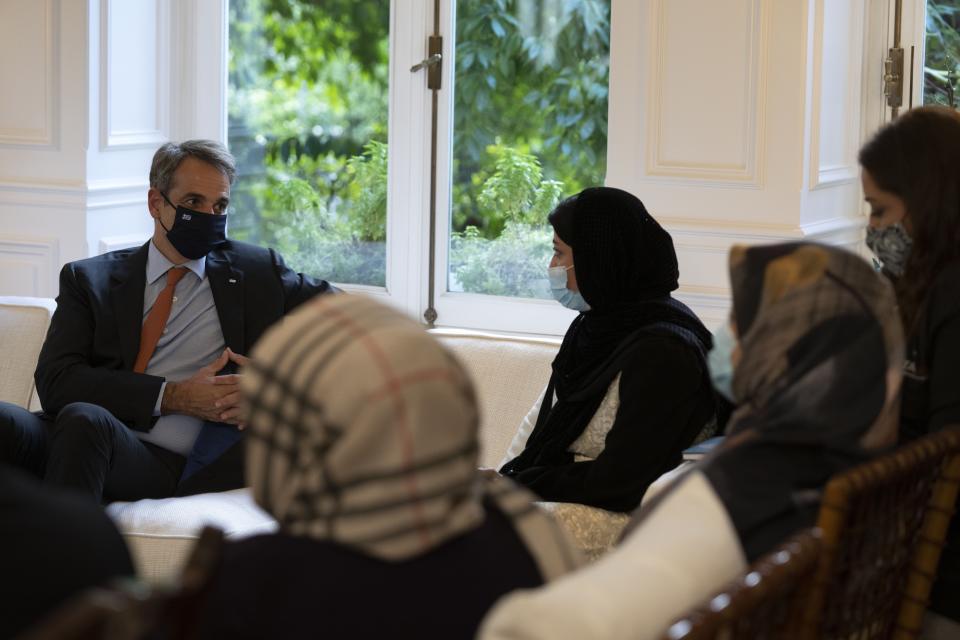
[228,0,389,286]
[923,1,960,107]
[449,0,611,299]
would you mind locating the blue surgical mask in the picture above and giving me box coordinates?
[708,322,736,402]
[548,265,590,312]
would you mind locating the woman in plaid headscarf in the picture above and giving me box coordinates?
[480,242,903,640]
[199,294,581,639]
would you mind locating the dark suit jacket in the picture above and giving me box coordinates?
[34,240,335,494]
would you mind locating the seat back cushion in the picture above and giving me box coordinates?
[434,330,560,469]
[0,297,56,410]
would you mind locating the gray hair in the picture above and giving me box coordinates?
[149,140,237,193]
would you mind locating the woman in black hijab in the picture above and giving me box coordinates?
[498,187,717,513]
[481,242,903,640]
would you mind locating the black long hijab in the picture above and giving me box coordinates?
[500,187,712,476]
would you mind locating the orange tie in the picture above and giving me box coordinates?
[134,267,188,373]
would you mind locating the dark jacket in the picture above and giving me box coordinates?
[33,240,335,494]
[198,501,542,640]
[0,465,135,637]
[899,262,960,622]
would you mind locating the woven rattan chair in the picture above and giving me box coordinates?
[18,526,225,640]
[802,425,960,639]
[662,424,960,640]
[664,529,821,640]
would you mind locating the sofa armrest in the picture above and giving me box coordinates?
[0,296,57,410]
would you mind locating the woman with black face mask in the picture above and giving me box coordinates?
[497,187,718,541]
[859,105,960,635]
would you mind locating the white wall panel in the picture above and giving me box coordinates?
[0,0,58,147]
[0,179,86,282]
[808,0,864,190]
[100,0,169,149]
[0,236,60,297]
[0,0,85,186]
[86,179,152,257]
[608,0,874,324]
[647,0,767,184]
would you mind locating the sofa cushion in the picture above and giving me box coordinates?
[96,329,560,583]
[537,501,630,562]
[106,489,276,583]
[434,329,560,469]
[0,297,56,411]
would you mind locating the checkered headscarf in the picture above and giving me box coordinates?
[242,294,582,575]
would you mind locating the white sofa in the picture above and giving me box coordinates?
[1,297,562,582]
[0,297,56,412]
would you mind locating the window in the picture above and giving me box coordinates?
[226,0,611,333]
[923,1,960,107]
[228,0,389,287]
[447,0,610,300]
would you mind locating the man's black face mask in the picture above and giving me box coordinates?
[159,193,228,260]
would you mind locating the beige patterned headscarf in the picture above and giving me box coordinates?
[626,242,904,561]
[242,294,582,577]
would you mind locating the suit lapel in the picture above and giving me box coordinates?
[111,242,150,371]
[207,250,245,354]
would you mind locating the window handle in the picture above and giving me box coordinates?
[410,53,442,73]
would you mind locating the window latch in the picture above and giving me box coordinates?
[411,36,443,90]
[410,53,441,73]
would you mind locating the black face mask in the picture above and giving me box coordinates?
[159,193,228,260]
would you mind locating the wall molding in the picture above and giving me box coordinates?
[87,178,149,210]
[645,0,769,185]
[660,215,864,241]
[0,0,60,148]
[98,233,149,254]
[674,288,731,327]
[0,178,84,208]
[807,0,866,191]
[98,0,171,150]
[812,164,859,190]
[0,235,60,297]
[0,178,151,212]
[664,214,865,326]
[800,215,864,248]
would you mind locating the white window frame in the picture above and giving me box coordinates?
[188,0,611,337]
[899,0,938,111]
[430,0,580,335]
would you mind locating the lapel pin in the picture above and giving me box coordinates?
[228,278,237,284]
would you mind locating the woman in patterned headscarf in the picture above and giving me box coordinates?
[480,242,903,640]
[199,295,581,640]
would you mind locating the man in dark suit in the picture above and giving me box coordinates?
[0,140,336,502]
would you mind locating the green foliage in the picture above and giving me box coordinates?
[452,0,610,235]
[476,144,564,234]
[345,141,388,242]
[228,0,389,284]
[925,2,960,107]
[228,0,609,295]
[450,222,553,298]
[261,176,386,286]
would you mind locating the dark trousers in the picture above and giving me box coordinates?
[0,401,185,503]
